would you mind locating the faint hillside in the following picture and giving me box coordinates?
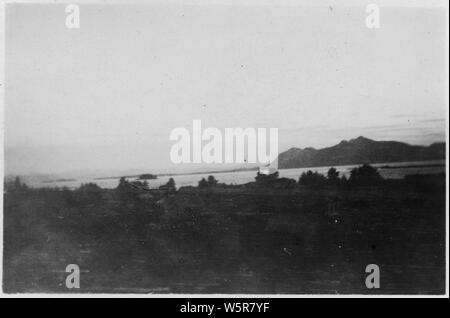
[278,136,445,169]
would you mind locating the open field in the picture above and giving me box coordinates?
[3,173,446,294]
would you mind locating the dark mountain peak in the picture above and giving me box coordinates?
[284,147,302,152]
[277,136,445,169]
[285,146,317,153]
[348,136,374,143]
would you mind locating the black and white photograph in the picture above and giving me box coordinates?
[0,0,448,298]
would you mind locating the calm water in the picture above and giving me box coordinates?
[32,160,445,189]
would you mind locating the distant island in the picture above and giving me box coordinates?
[41,178,77,183]
[138,173,157,180]
[277,136,445,169]
[94,173,158,181]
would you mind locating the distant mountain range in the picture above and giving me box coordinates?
[277,136,445,169]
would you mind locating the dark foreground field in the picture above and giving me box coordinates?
[3,172,446,294]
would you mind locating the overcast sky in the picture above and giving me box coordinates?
[4,1,447,175]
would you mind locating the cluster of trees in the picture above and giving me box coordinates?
[4,176,29,193]
[249,164,383,188]
[117,177,177,193]
[132,164,383,191]
[298,168,344,186]
[198,175,219,188]
[299,164,383,187]
[159,178,176,193]
[4,164,384,198]
[347,164,383,186]
[255,171,280,184]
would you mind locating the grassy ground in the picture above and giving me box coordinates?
[3,174,446,294]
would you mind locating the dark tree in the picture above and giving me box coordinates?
[349,164,383,186]
[255,171,279,186]
[198,178,209,188]
[4,176,28,193]
[117,177,128,189]
[167,177,176,189]
[116,177,134,197]
[160,178,176,193]
[207,175,218,186]
[327,167,339,180]
[327,167,340,185]
[198,176,218,188]
[299,170,327,187]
